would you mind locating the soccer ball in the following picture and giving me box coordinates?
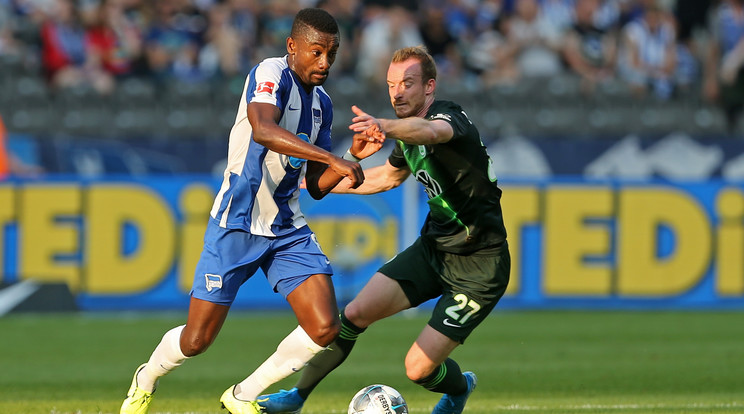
[348,384,408,414]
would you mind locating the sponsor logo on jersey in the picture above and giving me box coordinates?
[288,133,311,169]
[431,113,452,122]
[205,274,223,292]
[256,81,275,94]
[415,170,442,198]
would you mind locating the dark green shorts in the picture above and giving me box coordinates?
[378,237,510,343]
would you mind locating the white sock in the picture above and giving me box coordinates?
[137,325,189,392]
[233,326,325,401]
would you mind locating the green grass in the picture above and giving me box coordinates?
[1,310,743,413]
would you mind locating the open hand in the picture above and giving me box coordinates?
[349,105,383,136]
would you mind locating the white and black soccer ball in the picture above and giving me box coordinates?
[348,384,408,414]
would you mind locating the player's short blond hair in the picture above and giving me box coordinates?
[391,46,437,83]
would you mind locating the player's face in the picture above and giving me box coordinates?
[287,29,339,88]
[387,59,433,119]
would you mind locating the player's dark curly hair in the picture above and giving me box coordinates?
[291,8,339,37]
[392,46,437,82]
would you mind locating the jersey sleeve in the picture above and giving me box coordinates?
[246,58,285,108]
[429,103,472,141]
[388,141,407,168]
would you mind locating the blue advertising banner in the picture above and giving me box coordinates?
[1,176,743,310]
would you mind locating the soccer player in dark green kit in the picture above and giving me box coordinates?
[258,45,510,414]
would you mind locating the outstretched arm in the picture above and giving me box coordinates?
[305,130,386,198]
[331,160,410,195]
[348,105,454,145]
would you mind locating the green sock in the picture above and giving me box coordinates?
[295,310,366,399]
[414,358,467,395]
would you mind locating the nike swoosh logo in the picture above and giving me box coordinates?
[288,105,299,111]
[442,318,461,328]
[0,280,40,316]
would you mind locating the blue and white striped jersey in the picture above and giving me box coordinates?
[711,2,744,55]
[210,55,334,237]
[621,17,676,70]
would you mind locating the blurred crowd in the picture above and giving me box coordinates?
[0,0,743,127]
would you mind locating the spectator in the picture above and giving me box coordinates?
[40,0,115,93]
[675,0,715,45]
[419,4,464,80]
[440,0,476,41]
[254,0,297,62]
[11,0,51,26]
[541,0,575,32]
[85,0,144,79]
[473,0,504,34]
[466,12,520,86]
[616,0,677,99]
[591,0,624,31]
[318,0,361,77]
[504,0,564,79]
[562,0,618,94]
[673,0,714,92]
[355,4,423,85]
[143,0,205,82]
[198,1,242,78]
[705,0,744,132]
[227,0,261,73]
[0,0,22,57]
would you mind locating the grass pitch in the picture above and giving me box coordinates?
[0,310,742,414]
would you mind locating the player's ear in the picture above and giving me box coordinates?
[425,78,436,95]
[286,36,296,55]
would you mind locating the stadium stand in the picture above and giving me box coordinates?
[0,0,739,175]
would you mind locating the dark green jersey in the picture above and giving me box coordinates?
[388,100,507,254]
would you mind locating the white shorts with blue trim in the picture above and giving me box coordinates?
[190,220,333,305]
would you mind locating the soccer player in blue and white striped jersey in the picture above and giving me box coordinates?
[120,8,384,414]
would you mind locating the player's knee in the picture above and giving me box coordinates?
[405,364,431,383]
[404,356,434,383]
[342,302,371,328]
[179,332,214,356]
[305,317,340,347]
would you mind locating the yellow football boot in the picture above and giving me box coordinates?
[221,385,263,414]
[120,364,155,414]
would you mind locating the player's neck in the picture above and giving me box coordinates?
[416,95,435,118]
[286,55,314,94]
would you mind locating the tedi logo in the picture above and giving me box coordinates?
[205,274,223,292]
